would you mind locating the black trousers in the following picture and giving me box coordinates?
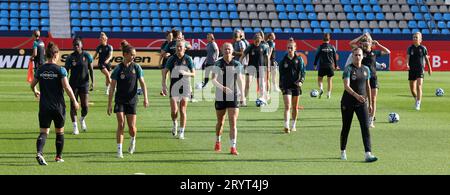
[340,102,372,152]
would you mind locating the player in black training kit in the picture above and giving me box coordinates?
[31,30,45,71]
[406,32,432,111]
[30,42,79,165]
[340,48,377,163]
[161,40,195,140]
[313,33,338,99]
[65,38,94,135]
[279,41,305,134]
[211,43,245,155]
[93,32,113,95]
[107,43,149,158]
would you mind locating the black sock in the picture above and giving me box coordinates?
[36,133,47,155]
[55,133,64,157]
[203,78,209,87]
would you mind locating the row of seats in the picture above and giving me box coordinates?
[70,3,238,11]
[70,10,241,19]
[0,10,49,18]
[69,0,236,3]
[70,25,449,35]
[0,2,48,10]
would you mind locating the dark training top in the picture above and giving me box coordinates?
[65,51,93,87]
[165,54,194,88]
[361,50,382,79]
[278,53,306,89]
[407,44,428,72]
[243,44,268,67]
[341,64,371,105]
[95,44,113,65]
[33,39,45,66]
[111,62,143,104]
[313,43,337,69]
[212,58,244,102]
[34,63,68,111]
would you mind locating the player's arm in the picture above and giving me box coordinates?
[239,46,249,63]
[349,33,367,48]
[313,46,321,70]
[161,68,169,96]
[366,78,372,113]
[138,77,149,108]
[107,79,116,115]
[373,40,390,55]
[61,76,79,110]
[425,54,432,76]
[236,63,245,101]
[87,54,95,90]
[296,59,306,86]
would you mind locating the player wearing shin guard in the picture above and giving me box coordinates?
[31,42,79,165]
[278,41,305,133]
[65,38,94,134]
[211,43,245,155]
[107,43,149,158]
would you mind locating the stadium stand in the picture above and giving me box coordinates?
[0,0,448,34]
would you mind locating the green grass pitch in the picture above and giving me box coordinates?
[0,69,449,175]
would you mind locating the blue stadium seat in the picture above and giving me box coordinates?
[438,21,446,29]
[100,3,109,10]
[140,11,149,18]
[293,28,302,33]
[131,11,140,18]
[223,27,233,32]
[81,19,90,26]
[311,21,319,28]
[111,18,120,26]
[382,28,391,34]
[80,11,89,18]
[214,27,223,32]
[418,21,426,28]
[375,13,384,20]
[149,3,158,10]
[142,27,152,32]
[122,27,131,32]
[161,19,170,26]
[183,27,192,32]
[204,27,213,32]
[172,19,181,26]
[434,13,442,21]
[153,26,162,32]
[372,28,381,33]
[424,13,431,20]
[80,3,89,10]
[210,11,219,18]
[89,3,99,10]
[41,10,49,18]
[320,21,330,28]
[159,3,169,10]
[142,18,150,26]
[71,19,81,26]
[91,11,100,18]
[372,5,381,12]
[119,3,129,10]
[333,28,342,33]
[202,19,211,27]
[81,27,91,31]
[298,12,307,20]
[161,11,170,18]
[344,5,353,12]
[199,4,208,11]
[131,19,141,26]
[170,11,179,18]
[411,28,420,33]
[305,5,314,12]
[243,27,252,33]
[302,28,312,33]
[130,3,139,10]
[193,27,202,32]
[228,4,237,12]
[230,12,239,19]
[342,28,352,33]
[353,5,362,12]
[40,3,49,10]
[168,3,177,10]
[101,19,110,26]
[181,19,191,26]
[139,3,148,10]
[442,29,449,34]
[392,28,401,34]
[323,28,332,33]
[431,29,440,34]
[132,27,141,32]
[363,5,372,12]
[278,12,288,20]
[296,5,304,12]
[10,2,19,9]
[41,19,49,26]
[276,5,285,12]
[408,21,417,28]
[366,13,375,20]
[0,2,8,10]
[179,11,189,18]
[286,5,295,12]
[30,19,39,27]
[353,28,362,33]
[307,13,316,20]
[20,2,29,9]
[347,13,356,20]
[10,10,19,18]
[410,6,419,13]
[288,13,297,20]
[192,19,201,26]
[422,29,430,34]
[92,27,101,32]
[10,26,20,31]
[220,12,229,19]
[91,19,100,26]
[188,4,198,11]
[71,11,80,18]
[218,4,227,12]
[0,10,8,18]
[444,13,450,21]
[150,11,159,18]
[190,11,199,18]
[313,28,322,33]
[356,13,365,20]
[402,29,411,34]
[20,19,29,26]
[200,11,209,19]
[121,19,131,26]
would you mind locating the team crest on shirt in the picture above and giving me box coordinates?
[351,73,357,80]
[363,71,367,77]
[295,60,299,64]
[72,60,77,67]
[132,68,136,74]
[251,52,255,56]
[120,72,125,79]
[260,48,263,52]
[284,63,288,68]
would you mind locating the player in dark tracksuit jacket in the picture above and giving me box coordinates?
[340,47,377,163]
[93,32,113,95]
[313,33,338,99]
[30,42,79,165]
[31,30,45,71]
[65,38,94,134]
[278,41,305,134]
